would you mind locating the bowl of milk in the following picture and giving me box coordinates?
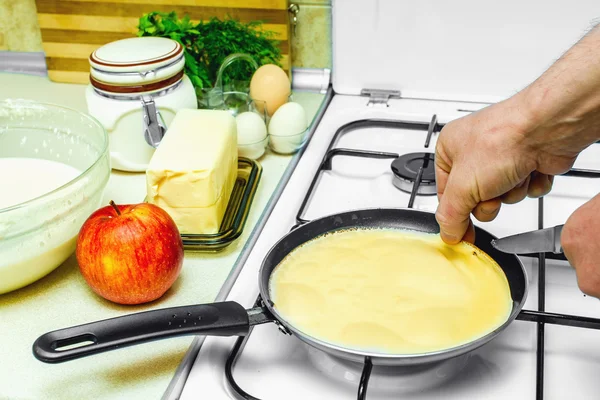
[0,100,110,294]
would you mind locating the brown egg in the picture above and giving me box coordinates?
[250,64,290,116]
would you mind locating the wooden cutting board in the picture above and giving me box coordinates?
[35,0,291,84]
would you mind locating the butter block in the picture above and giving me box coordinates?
[151,199,230,234]
[146,109,238,234]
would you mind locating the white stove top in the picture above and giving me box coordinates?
[179,94,600,400]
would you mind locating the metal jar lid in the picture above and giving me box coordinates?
[89,37,185,87]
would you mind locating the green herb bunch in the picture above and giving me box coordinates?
[137,12,283,90]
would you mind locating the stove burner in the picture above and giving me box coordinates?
[391,152,437,195]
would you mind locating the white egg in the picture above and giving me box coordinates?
[236,112,267,145]
[268,102,308,154]
[235,111,268,159]
[268,102,307,137]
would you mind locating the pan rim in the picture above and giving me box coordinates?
[258,207,529,362]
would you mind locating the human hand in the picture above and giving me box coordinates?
[434,96,574,244]
[434,24,600,245]
[562,193,600,297]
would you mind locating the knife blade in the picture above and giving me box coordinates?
[490,225,564,254]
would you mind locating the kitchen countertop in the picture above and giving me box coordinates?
[0,72,326,400]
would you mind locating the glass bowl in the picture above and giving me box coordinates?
[268,127,309,155]
[198,89,261,118]
[238,136,268,160]
[0,100,110,294]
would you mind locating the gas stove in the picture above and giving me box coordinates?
[177,94,600,400]
[174,1,600,398]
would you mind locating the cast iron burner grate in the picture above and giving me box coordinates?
[223,116,600,400]
[391,152,436,196]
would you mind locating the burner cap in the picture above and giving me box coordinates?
[391,152,436,195]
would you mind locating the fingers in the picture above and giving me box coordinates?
[501,172,553,203]
[437,170,551,245]
[435,171,479,245]
[501,175,531,204]
[462,219,476,244]
[528,172,554,198]
[434,139,452,201]
[473,198,502,222]
[435,163,449,201]
[500,172,553,203]
[435,131,474,244]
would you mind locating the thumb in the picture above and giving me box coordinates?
[435,173,478,244]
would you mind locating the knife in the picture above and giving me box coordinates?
[490,225,564,254]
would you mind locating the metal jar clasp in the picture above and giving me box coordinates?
[141,95,167,148]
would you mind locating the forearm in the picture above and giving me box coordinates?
[515,24,600,171]
[522,26,600,297]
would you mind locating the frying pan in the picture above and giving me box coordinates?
[33,208,527,366]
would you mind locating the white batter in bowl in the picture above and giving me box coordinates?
[0,100,110,294]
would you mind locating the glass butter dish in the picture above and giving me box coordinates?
[179,157,262,252]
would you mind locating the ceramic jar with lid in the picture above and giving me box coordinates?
[85,37,197,172]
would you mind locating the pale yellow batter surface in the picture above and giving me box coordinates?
[269,228,513,354]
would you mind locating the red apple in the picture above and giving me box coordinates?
[76,201,184,305]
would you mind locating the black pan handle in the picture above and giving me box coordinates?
[33,301,251,363]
